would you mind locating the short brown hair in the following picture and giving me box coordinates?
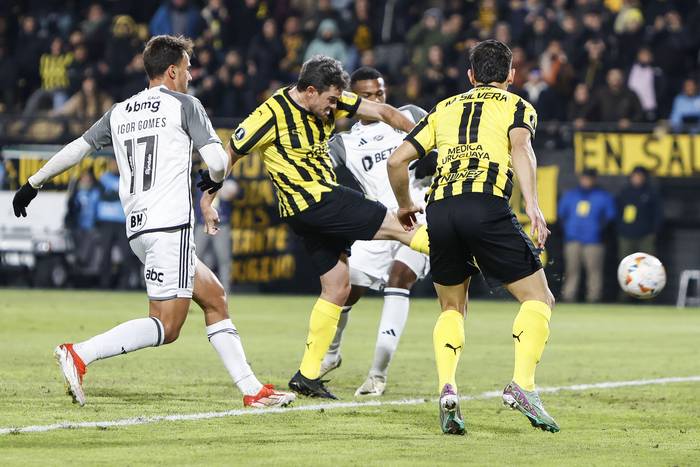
[143,35,194,80]
[297,55,349,92]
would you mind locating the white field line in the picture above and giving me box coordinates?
[2,375,699,436]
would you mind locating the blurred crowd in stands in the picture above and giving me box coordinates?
[1,0,700,130]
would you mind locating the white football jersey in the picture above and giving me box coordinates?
[82,85,220,239]
[329,105,430,216]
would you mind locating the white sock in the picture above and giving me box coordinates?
[73,317,164,365]
[323,306,351,365]
[369,288,410,379]
[207,319,263,396]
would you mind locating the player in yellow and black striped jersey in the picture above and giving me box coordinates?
[406,81,537,204]
[387,40,559,435]
[198,55,431,399]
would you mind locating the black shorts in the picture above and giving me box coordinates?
[426,192,542,287]
[285,185,387,275]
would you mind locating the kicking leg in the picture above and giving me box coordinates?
[192,259,295,408]
[373,210,429,255]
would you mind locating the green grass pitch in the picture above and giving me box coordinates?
[1,290,699,465]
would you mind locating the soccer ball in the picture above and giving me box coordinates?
[617,252,666,299]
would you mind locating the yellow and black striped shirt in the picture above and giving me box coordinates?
[405,85,537,204]
[230,87,361,217]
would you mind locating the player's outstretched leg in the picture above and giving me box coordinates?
[503,270,559,432]
[193,260,295,408]
[373,210,430,255]
[55,314,169,406]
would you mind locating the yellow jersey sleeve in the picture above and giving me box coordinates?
[404,108,436,158]
[334,91,362,119]
[509,98,538,138]
[230,104,276,155]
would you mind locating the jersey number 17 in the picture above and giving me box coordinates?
[124,134,158,195]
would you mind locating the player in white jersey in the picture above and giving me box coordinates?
[12,35,295,408]
[320,67,435,396]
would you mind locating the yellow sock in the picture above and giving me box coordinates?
[512,300,552,391]
[410,224,430,255]
[299,298,342,379]
[433,309,465,392]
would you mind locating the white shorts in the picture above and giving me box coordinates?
[349,239,430,290]
[129,227,196,300]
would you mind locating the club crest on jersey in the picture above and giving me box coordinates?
[128,211,147,232]
[234,127,246,141]
[373,134,384,141]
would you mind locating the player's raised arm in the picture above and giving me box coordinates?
[12,105,115,217]
[355,98,415,133]
[509,126,550,248]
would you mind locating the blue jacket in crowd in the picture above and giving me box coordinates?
[96,171,125,223]
[558,186,616,244]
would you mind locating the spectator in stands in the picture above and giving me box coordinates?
[15,16,44,102]
[591,68,644,128]
[523,69,548,105]
[52,74,113,125]
[149,0,204,38]
[406,8,445,71]
[613,2,645,71]
[558,169,616,303]
[421,45,456,99]
[80,3,110,62]
[647,11,690,99]
[120,53,147,101]
[248,18,285,89]
[65,170,101,272]
[627,47,666,121]
[102,15,142,96]
[301,0,347,43]
[279,15,306,81]
[580,38,609,91]
[23,37,74,115]
[194,175,238,295]
[304,19,350,68]
[568,83,596,129]
[0,44,17,112]
[96,159,133,289]
[200,0,233,52]
[669,78,700,131]
[347,0,377,54]
[524,16,551,61]
[616,166,663,259]
[66,44,92,95]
